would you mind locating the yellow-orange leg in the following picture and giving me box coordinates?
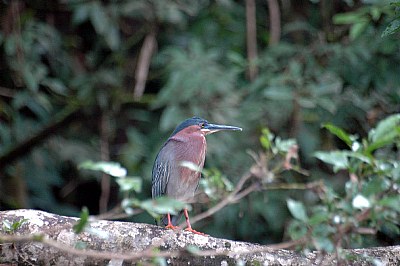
[165,213,180,230]
[183,209,207,236]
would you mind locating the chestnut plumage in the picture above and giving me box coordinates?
[151,116,242,234]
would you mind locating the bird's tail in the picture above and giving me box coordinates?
[160,211,183,226]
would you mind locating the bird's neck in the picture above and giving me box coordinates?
[170,131,205,144]
[170,133,207,164]
[171,134,207,177]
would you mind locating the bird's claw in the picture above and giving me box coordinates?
[185,228,208,236]
[165,224,180,230]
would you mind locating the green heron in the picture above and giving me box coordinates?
[152,116,242,234]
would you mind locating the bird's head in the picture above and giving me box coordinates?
[170,116,242,138]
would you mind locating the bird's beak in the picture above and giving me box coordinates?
[201,123,243,135]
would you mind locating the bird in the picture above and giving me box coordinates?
[151,116,242,235]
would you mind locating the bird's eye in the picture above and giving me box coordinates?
[200,123,205,128]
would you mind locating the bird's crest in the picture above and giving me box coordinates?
[170,116,207,137]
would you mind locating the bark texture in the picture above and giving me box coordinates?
[0,209,399,265]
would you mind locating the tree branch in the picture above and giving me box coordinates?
[246,0,258,81]
[1,210,399,265]
[0,86,15,98]
[267,0,281,45]
[0,104,82,169]
[133,30,157,100]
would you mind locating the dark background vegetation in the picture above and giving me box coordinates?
[1,0,399,248]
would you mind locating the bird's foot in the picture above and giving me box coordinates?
[165,224,180,230]
[185,227,208,236]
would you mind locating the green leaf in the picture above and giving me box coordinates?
[73,207,89,234]
[104,23,120,50]
[79,161,127,177]
[72,3,90,25]
[287,220,308,240]
[392,164,400,180]
[344,151,372,165]
[333,12,362,24]
[315,150,372,170]
[382,19,400,37]
[350,20,369,40]
[227,51,246,66]
[2,219,28,232]
[201,168,233,198]
[90,2,108,34]
[370,7,381,21]
[380,222,400,235]
[22,65,38,92]
[264,87,293,101]
[314,151,348,172]
[115,177,142,193]
[275,137,297,153]
[260,128,274,150]
[368,114,400,149]
[370,113,400,142]
[317,98,337,114]
[308,212,330,226]
[42,78,68,96]
[2,220,12,231]
[313,236,335,252]
[287,199,308,222]
[298,97,316,108]
[363,176,390,196]
[322,123,352,147]
[379,195,400,212]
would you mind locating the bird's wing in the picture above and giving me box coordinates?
[151,150,171,198]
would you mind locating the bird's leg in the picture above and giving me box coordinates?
[165,213,180,230]
[183,209,207,236]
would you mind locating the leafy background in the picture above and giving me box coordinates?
[1,0,400,250]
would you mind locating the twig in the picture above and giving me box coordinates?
[133,30,157,100]
[232,183,259,202]
[183,172,323,228]
[264,180,324,191]
[0,86,15,98]
[246,0,258,81]
[183,172,253,227]
[267,0,281,45]
[237,172,254,192]
[93,205,143,220]
[265,236,308,250]
[354,227,376,235]
[99,111,111,213]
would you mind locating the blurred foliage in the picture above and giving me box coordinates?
[73,206,89,234]
[1,0,400,251]
[288,114,400,255]
[2,218,27,233]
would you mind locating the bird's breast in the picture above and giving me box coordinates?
[176,136,206,177]
[166,134,207,200]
